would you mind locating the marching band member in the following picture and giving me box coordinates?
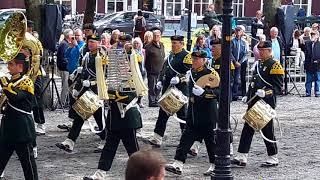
[83,34,142,180]
[0,53,38,180]
[165,50,219,176]
[232,40,284,167]
[145,35,192,147]
[56,34,107,153]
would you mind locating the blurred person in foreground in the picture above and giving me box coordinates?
[125,149,166,180]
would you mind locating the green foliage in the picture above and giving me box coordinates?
[192,27,210,38]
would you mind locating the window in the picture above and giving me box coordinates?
[233,0,244,17]
[107,0,125,13]
[193,0,210,17]
[165,0,184,17]
[293,0,311,16]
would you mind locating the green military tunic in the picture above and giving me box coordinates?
[0,74,36,143]
[247,57,284,109]
[158,48,192,95]
[187,66,220,129]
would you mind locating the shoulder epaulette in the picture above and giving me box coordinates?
[270,61,284,75]
[16,78,34,95]
[183,53,192,65]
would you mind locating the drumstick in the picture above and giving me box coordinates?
[246,86,266,105]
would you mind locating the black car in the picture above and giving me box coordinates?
[94,11,164,35]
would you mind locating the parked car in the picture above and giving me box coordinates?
[0,8,26,28]
[94,11,164,35]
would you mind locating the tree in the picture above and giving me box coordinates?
[263,0,281,37]
[214,0,223,14]
[83,0,96,25]
[24,0,46,34]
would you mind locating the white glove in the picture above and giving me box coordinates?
[170,76,180,85]
[192,85,205,96]
[69,73,75,80]
[241,96,248,104]
[77,67,83,73]
[255,89,266,98]
[82,80,90,87]
[72,89,79,97]
[156,81,162,89]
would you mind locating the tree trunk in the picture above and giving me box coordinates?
[263,0,281,38]
[214,0,223,14]
[83,0,96,24]
[24,0,44,34]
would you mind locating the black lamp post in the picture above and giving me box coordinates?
[212,0,233,179]
[186,0,192,51]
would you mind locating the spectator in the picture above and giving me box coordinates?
[300,27,312,44]
[110,29,121,45]
[143,31,153,48]
[289,29,305,68]
[253,34,266,63]
[231,26,248,99]
[251,10,266,51]
[304,30,320,97]
[311,23,319,32]
[193,35,213,65]
[205,25,221,49]
[57,28,73,106]
[101,33,112,49]
[203,4,219,30]
[125,149,166,180]
[268,27,284,65]
[133,10,147,38]
[144,30,165,107]
[132,37,146,108]
[65,28,85,74]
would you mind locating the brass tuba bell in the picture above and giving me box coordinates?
[0,12,26,62]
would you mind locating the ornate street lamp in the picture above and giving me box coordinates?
[212,0,233,179]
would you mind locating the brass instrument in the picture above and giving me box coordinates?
[129,50,148,96]
[243,99,276,131]
[158,86,188,116]
[95,47,109,100]
[0,12,41,111]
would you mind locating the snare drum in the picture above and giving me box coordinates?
[243,100,276,131]
[158,86,188,116]
[72,90,103,120]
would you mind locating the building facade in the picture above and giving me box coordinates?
[1,0,319,19]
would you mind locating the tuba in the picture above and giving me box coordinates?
[0,12,41,111]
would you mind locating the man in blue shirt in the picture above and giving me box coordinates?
[65,29,85,74]
[231,26,248,100]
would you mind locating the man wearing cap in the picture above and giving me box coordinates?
[231,26,248,100]
[144,35,192,147]
[0,53,38,179]
[112,34,133,50]
[56,34,107,153]
[83,33,142,180]
[232,40,284,167]
[57,24,95,131]
[165,50,219,176]
[27,20,34,33]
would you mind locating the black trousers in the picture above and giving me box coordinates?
[98,129,139,171]
[238,120,278,156]
[0,142,38,180]
[240,61,248,96]
[68,107,106,142]
[154,106,186,137]
[174,126,215,163]
[147,73,161,104]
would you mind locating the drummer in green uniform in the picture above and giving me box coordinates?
[232,40,284,167]
[145,35,192,147]
[0,53,38,180]
[165,50,219,176]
